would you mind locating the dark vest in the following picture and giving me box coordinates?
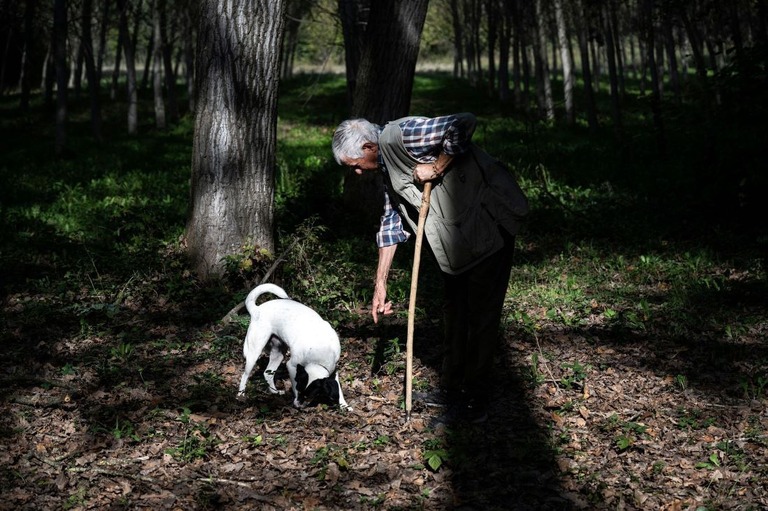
[379,118,528,275]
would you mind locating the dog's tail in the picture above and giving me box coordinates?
[244,283,290,317]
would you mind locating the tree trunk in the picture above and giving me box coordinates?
[610,0,626,99]
[351,0,429,123]
[498,0,511,102]
[117,0,139,134]
[54,0,68,156]
[182,6,195,113]
[96,0,110,85]
[602,1,622,139]
[281,0,314,80]
[533,0,554,120]
[81,0,103,141]
[43,43,55,107]
[511,0,523,107]
[641,0,665,156]
[73,32,84,97]
[186,0,286,280]
[141,32,154,91]
[662,8,681,104]
[678,4,707,82]
[472,0,483,85]
[577,0,598,132]
[19,0,37,111]
[450,0,464,78]
[0,25,13,97]
[486,0,497,97]
[110,24,123,100]
[345,0,428,229]
[554,0,574,125]
[756,0,768,49]
[160,0,179,121]
[152,0,166,129]
[338,0,369,109]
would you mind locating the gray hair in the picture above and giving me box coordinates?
[332,119,379,164]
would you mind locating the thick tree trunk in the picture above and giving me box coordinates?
[338,0,369,109]
[344,0,428,229]
[351,0,429,123]
[186,0,285,280]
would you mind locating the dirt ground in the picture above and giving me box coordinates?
[2,289,767,510]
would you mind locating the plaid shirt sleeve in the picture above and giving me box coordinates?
[376,185,411,247]
[400,113,477,162]
[375,113,476,248]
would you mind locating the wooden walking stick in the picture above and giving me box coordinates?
[405,181,433,420]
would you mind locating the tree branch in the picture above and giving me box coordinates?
[219,238,300,325]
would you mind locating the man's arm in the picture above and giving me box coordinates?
[403,113,476,183]
[373,244,398,323]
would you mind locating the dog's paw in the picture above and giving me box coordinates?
[292,399,305,409]
[268,388,286,395]
[341,405,353,412]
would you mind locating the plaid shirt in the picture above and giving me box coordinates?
[376,114,476,247]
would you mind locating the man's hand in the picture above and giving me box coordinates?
[413,153,453,183]
[372,282,393,323]
[413,162,440,183]
[373,245,398,323]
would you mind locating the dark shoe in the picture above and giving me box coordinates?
[430,400,488,427]
[413,389,451,407]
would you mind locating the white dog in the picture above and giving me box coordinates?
[237,283,350,410]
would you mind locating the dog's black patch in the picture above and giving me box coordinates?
[296,364,340,407]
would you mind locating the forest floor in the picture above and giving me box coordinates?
[2,268,767,511]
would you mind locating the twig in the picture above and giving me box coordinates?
[67,466,163,485]
[220,238,300,325]
[534,332,560,394]
[65,466,273,501]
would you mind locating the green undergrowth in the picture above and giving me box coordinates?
[1,71,766,408]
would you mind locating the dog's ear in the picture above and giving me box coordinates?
[325,378,340,404]
[295,364,309,393]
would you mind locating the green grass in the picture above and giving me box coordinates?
[1,70,766,404]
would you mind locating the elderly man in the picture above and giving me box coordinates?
[332,113,528,423]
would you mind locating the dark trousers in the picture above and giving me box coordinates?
[440,231,515,401]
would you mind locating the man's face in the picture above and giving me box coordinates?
[342,143,379,175]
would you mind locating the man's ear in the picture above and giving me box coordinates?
[362,142,377,152]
